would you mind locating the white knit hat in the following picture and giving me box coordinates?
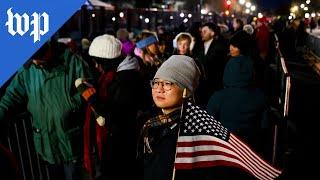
[89,34,122,59]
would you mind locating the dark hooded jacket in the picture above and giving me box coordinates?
[207,55,268,144]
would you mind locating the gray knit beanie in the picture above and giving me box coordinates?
[154,55,201,96]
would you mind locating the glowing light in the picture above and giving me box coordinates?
[245,9,250,14]
[288,16,293,20]
[139,15,143,19]
[183,18,188,23]
[208,12,213,16]
[119,12,124,18]
[306,0,311,4]
[290,6,299,12]
[311,13,316,17]
[245,2,251,8]
[300,4,305,8]
[170,15,174,20]
[225,10,230,15]
[112,17,116,21]
[305,13,310,18]
[91,13,95,18]
[226,0,231,6]
[304,7,308,11]
[180,12,185,18]
[201,9,208,14]
[188,14,192,18]
[239,0,245,5]
[250,5,256,11]
[145,18,150,23]
[258,13,263,18]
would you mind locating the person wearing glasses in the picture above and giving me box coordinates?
[138,54,261,180]
[137,54,280,180]
[138,55,200,180]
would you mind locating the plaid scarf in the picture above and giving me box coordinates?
[141,109,181,154]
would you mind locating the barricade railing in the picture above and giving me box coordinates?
[270,34,291,167]
[2,112,49,180]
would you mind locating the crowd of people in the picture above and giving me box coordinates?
[1,14,310,179]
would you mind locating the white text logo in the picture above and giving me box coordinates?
[5,8,49,43]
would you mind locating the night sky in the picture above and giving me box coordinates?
[259,0,291,10]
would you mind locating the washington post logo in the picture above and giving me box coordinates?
[5,8,49,43]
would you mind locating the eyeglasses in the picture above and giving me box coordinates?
[150,79,174,91]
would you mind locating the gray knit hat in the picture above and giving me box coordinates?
[154,55,201,96]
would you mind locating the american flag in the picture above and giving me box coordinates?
[174,101,282,180]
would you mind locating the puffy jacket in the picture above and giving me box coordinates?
[0,49,91,164]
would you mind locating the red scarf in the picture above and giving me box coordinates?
[83,70,116,176]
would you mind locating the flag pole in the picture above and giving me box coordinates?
[172,88,188,180]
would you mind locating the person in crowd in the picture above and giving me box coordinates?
[193,22,228,107]
[172,32,194,56]
[296,19,308,47]
[157,25,174,54]
[158,37,171,59]
[278,19,299,61]
[189,22,203,56]
[242,26,266,89]
[309,17,317,33]
[116,28,135,56]
[0,40,92,179]
[135,31,167,67]
[82,34,144,180]
[207,31,270,157]
[134,31,167,111]
[255,17,270,61]
[232,18,244,34]
[139,55,281,180]
[243,24,255,35]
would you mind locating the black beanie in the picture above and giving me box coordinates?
[230,30,251,55]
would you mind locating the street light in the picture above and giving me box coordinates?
[119,12,124,18]
[250,5,256,11]
[239,0,245,5]
[245,2,251,8]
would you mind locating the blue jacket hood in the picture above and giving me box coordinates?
[223,55,254,88]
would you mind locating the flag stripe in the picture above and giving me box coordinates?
[177,135,273,178]
[230,134,281,175]
[230,134,281,174]
[176,135,271,179]
[175,156,268,180]
[174,101,282,180]
[226,136,278,179]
